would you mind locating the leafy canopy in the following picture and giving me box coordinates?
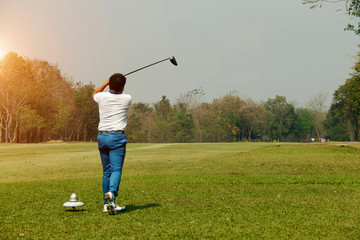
[303,0,360,35]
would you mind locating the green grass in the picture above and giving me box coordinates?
[1,142,360,239]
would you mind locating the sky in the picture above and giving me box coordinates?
[0,0,358,107]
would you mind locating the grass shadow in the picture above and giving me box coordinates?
[124,203,161,213]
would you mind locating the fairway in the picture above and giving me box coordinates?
[1,142,360,239]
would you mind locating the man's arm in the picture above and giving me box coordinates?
[92,79,110,99]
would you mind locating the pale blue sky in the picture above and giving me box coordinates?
[0,0,358,107]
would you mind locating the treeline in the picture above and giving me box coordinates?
[126,92,330,143]
[0,52,358,143]
[0,52,98,143]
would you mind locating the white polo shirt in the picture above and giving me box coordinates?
[93,91,132,131]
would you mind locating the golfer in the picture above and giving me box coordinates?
[92,73,132,215]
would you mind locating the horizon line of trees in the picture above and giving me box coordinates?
[0,51,359,143]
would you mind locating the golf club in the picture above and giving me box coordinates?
[124,56,177,76]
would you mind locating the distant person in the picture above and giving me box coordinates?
[92,73,132,215]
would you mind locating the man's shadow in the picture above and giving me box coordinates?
[124,203,161,213]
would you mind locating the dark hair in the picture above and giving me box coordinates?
[109,73,126,92]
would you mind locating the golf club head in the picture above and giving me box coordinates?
[170,56,178,66]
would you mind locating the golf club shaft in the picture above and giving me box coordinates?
[124,57,171,76]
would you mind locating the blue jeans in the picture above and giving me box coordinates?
[97,132,127,203]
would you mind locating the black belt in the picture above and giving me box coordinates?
[98,130,124,134]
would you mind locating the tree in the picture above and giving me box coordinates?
[28,59,75,141]
[153,96,174,142]
[293,108,315,141]
[331,76,360,140]
[328,52,360,140]
[0,52,34,142]
[70,82,98,141]
[303,0,360,35]
[264,95,296,142]
[178,89,205,109]
[154,95,172,121]
[0,53,79,143]
[171,105,195,142]
[306,92,328,139]
[126,102,155,142]
[195,103,214,142]
[19,106,46,143]
[177,89,205,142]
[211,93,247,142]
[242,99,266,141]
[323,105,351,140]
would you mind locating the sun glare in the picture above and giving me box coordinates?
[0,48,5,60]
[0,43,8,60]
